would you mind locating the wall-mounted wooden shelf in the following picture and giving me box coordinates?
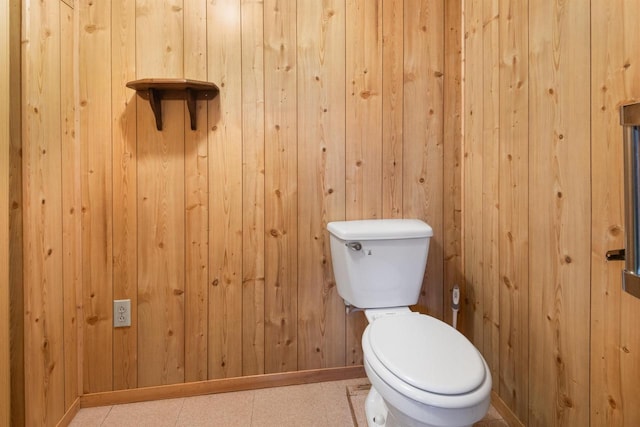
[126,78,220,131]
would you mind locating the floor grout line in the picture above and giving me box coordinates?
[173,397,187,426]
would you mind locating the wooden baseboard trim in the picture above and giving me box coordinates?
[80,366,366,408]
[56,397,80,427]
[490,391,525,427]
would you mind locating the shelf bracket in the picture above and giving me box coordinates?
[148,88,163,131]
[186,88,197,131]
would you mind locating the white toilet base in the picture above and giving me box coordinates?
[365,386,474,427]
[365,386,400,427]
[364,358,488,427]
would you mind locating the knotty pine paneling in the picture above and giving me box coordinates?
[20,0,79,424]
[77,0,453,392]
[11,1,640,426]
[1,0,10,424]
[241,0,266,376]
[80,0,114,393]
[207,0,244,380]
[497,0,529,421]
[345,0,383,366]
[480,0,500,390]
[23,0,65,424]
[61,3,81,410]
[591,0,640,425]
[382,0,404,221]
[463,0,591,423]
[442,0,463,329]
[136,0,186,387]
[9,0,24,423]
[183,0,209,384]
[296,0,347,370]
[403,0,444,318]
[111,0,138,391]
[528,0,591,424]
[463,0,484,345]
[264,0,298,375]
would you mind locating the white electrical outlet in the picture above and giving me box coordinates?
[113,299,131,328]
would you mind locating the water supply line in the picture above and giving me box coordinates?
[451,284,460,329]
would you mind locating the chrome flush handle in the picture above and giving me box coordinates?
[346,242,362,251]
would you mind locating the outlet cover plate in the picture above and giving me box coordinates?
[113,299,131,328]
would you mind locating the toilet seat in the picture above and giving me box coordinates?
[362,313,491,409]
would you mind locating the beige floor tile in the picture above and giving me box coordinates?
[320,379,367,426]
[346,382,371,426]
[69,406,112,427]
[69,377,512,427]
[483,404,503,420]
[101,398,185,427]
[176,390,254,427]
[251,382,330,427]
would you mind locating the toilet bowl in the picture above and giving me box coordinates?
[361,311,491,427]
[326,219,492,427]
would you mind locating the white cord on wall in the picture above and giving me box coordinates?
[451,284,460,330]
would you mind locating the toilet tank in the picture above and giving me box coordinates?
[327,219,433,308]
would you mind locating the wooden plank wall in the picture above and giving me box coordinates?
[464,0,640,426]
[9,0,24,424]
[15,1,640,425]
[1,0,10,424]
[464,0,587,424]
[20,0,80,425]
[77,0,457,392]
[590,0,640,425]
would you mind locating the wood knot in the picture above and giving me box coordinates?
[608,225,622,236]
[502,276,512,288]
[86,315,99,325]
[173,289,184,295]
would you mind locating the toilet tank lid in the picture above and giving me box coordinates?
[327,219,433,240]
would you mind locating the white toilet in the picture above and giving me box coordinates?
[327,219,492,427]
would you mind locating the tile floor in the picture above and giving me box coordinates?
[69,378,508,427]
